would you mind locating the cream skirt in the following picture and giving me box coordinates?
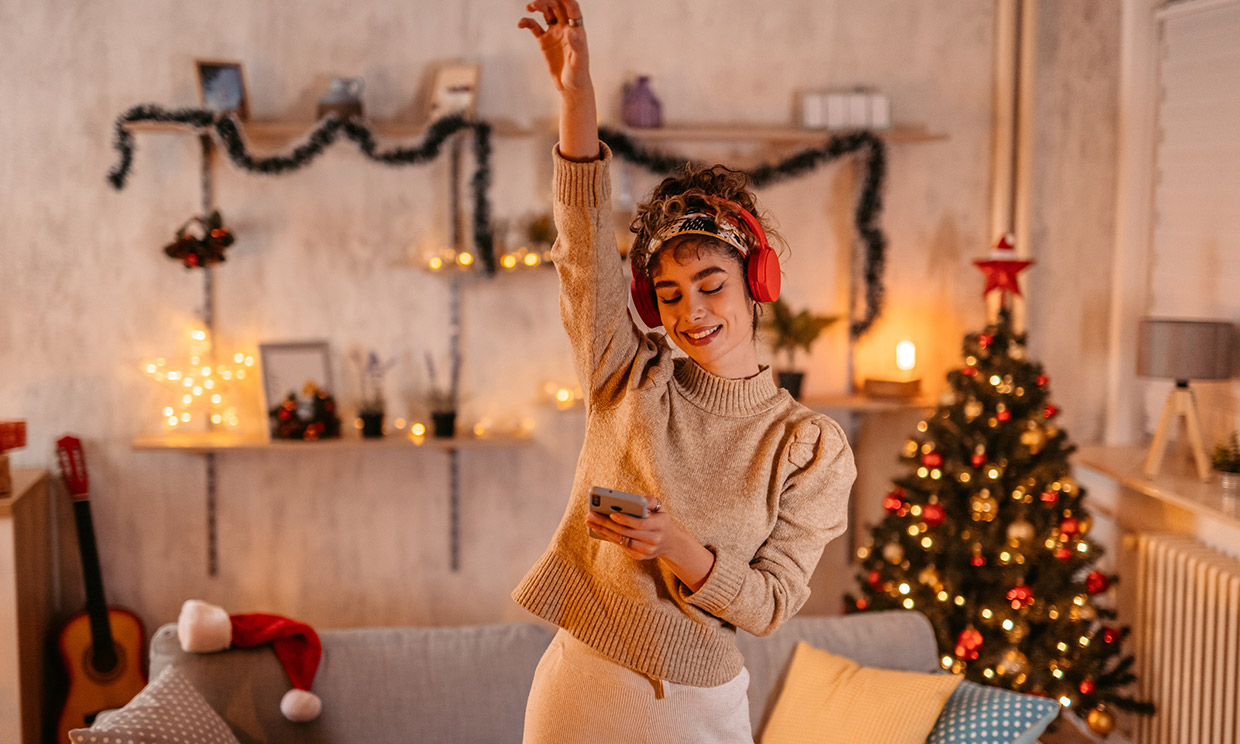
[522,628,753,743]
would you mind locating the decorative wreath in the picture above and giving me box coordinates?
[163,210,234,268]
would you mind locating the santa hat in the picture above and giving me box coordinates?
[177,599,323,722]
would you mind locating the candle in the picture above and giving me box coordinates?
[896,340,917,374]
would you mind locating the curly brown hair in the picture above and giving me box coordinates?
[629,163,786,278]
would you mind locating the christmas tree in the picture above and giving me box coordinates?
[847,236,1153,735]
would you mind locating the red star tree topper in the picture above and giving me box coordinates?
[974,233,1033,303]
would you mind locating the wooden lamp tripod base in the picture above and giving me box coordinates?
[1143,380,1212,481]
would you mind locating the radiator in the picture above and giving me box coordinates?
[1135,533,1240,744]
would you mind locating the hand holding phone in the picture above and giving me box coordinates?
[587,486,648,539]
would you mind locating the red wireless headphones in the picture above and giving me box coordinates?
[629,200,781,329]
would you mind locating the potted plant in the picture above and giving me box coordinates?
[425,353,457,439]
[763,299,840,400]
[352,350,395,438]
[1212,432,1240,492]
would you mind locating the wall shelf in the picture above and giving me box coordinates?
[607,123,946,145]
[132,430,530,454]
[123,117,539,142]
[802,393,936,414]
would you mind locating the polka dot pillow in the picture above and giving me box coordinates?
[927,680,1060,744]
[69,666,241,744]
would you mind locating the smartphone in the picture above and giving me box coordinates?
[587,486,649,539]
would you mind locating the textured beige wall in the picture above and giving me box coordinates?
[1,0,1029,630]
[1025,0,1122,447]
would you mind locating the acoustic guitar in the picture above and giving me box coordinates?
[55,435,146,740]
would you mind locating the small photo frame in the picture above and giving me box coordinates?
[429,62,480,121]
[196,60,249,119]
[259,341,333,418]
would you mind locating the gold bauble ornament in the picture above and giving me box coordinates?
[970,491,999,522]
[1007,519,1035,543]
[965,399,984,421]
[1070,603,1098,621]
[1020,428,1047,454]
[883,542,905,564]
[994,647,1031,679]
[1087,705,1116,735]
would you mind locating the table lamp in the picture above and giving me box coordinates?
[1137,318,1235,480]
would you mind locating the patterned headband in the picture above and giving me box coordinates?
[634,207,753,272]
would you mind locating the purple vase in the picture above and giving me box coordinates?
[623,76,663,128]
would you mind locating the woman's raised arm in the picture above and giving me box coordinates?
[519,0,599,161]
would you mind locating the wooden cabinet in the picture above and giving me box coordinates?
[1,469,54,744]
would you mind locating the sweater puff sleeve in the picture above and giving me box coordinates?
[683,415,856,636]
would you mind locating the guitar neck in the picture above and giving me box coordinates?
[72,499,116,655]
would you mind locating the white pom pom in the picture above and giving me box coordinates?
[177,600,232,653]
[280,688,322,722]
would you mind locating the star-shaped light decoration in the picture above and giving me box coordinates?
[144,328,254,430]
[974,233,1034,301]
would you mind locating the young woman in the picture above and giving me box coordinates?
[513,2,857,741]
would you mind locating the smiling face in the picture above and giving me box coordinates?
[650,237,760,379]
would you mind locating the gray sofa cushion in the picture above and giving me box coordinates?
[149,621,556,744]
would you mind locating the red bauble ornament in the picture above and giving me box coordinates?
[997,410,1012,422]
[868,570,883,590]
[1102,627,1118,644]
[971,554,986,567]
[1086,571,1110,594]
[1060,517,1080,537]
[979,334,993,348]
[1036,374,1049,387]
[922,503,946,527]
[1041,491,1059,504]
[955,628,983,661]
[883,492,905,512]
[971,453,986,468]
[278,409,291,421]
[1006,584,1035,609]
[1054,546,1073,560]
[185,253,199,267]
[922,452,944,468]
[1044,404,1059,418]
[963,366,978,377]
[854,598,868,610]
[1079,680,1096,695]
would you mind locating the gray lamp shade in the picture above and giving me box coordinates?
[1137,318,1235,381]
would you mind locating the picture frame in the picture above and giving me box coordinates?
[196,60,249,119]
[259,341,333,419]
[428,62,480,122]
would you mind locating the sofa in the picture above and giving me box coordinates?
[89,610,947,743]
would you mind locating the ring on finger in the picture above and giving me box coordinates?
[621,536,632,547]
[566,17,583,26]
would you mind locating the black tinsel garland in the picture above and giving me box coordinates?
[108,106,496,273]
[599,127,887,338]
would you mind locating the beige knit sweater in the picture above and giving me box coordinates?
[512,144,857,688]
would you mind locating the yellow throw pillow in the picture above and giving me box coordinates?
[762,642,963,744]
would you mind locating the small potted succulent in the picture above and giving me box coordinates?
[352,350,395,438]
[1212,432,1240,492]
[763,298,840,399]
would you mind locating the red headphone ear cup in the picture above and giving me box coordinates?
[747,246,781,303]
[630,275,663,328]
